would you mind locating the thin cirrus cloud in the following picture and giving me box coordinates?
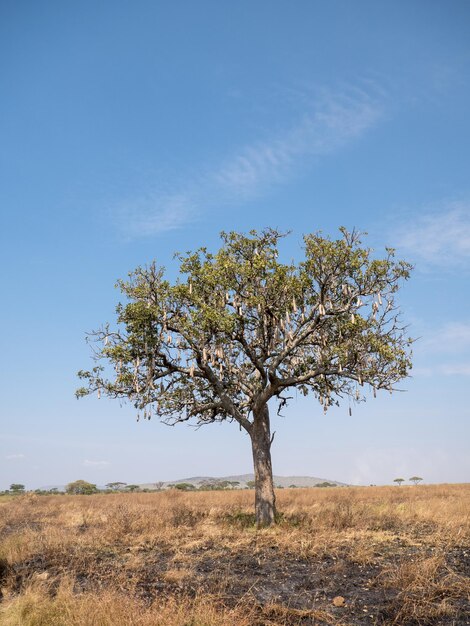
[396,204,470,268]
[83,459,110,468]
[211,89,381,199]
[439,363,470,376]
[114,83,384,238]
[421,321,470,354]
[414,363,470,378]
[413,321,470,378]
[5,453,25,460]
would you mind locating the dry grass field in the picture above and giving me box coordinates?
[0,484,469,625]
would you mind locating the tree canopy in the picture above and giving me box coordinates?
[77,228,412,525]
[66,480,98,495]
[9,483,25,494]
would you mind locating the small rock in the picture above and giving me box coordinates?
[332,595,345,607]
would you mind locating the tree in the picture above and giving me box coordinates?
[10,483,25,494]
[106,481,127,491]
[198,479,223,490]
[409,476,423,485]
[77,228,412,527]
[393,478,405,486]
[66,480,98,495]
[125,484,140,492]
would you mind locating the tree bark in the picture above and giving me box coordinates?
[251,403,276,527]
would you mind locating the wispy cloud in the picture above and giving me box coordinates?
[83,459,109,468]
[421,321,470,354]
[395,203,470,268]
[5,453,25,460]
[114,82,384,237]
[412,321,470,377]
[413,363,470,377]
[211,91,380,200]
[114,193,194,238]
[439,363,470,376]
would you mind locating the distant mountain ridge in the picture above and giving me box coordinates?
[141,474,347,489]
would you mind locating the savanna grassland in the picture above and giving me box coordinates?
[0,485,469,626]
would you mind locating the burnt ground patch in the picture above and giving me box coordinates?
[7,540,469,625]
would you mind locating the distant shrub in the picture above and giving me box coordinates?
[173,483,196,491]
[66,480,98,495]
[9,484,25,494]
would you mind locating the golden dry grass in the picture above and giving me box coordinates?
[0,484,469,625]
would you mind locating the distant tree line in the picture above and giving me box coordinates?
[1,479,345,496]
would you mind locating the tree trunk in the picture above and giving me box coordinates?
[251,403,276,527]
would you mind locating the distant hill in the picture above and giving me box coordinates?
[140,474,347,489]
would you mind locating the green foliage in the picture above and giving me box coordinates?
[409,476,423,485]
[246,481,256,489]
[223,511,257,528]
[315,481,337,488]
[106,482,127,491]
[198,480,240,491]
[78,228,412,431]
[125,484,140,492]
[66,480,98,495]
[393,478,405,486]
[33,488,62,496]
[9,483,25,494]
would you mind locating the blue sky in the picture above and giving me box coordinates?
[1,1,469,489]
